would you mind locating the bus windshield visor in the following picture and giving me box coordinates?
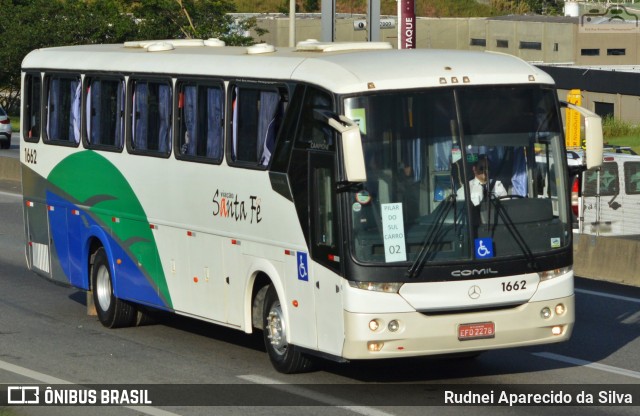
[344,86,569,265]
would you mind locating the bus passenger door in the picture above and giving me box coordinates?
[309,153,345,356]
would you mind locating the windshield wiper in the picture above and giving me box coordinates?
[487,197,538,270]
[406,194,457,279]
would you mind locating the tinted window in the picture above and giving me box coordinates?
[44,74,81,145]
[85,77,125,150]
[584,162,619,197]
[624,162,640,195]
[130,79,172,155]
[230,85,285,166]
[176,81,224,162]
[23,73,42,142]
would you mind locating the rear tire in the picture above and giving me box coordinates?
[91,248,136,328]
[262,285,313,373]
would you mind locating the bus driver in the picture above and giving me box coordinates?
[457,156,507,206]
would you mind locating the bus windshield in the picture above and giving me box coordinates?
[345,85,569,266]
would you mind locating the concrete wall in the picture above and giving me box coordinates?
[576,32,640,65]
[251,16,576,64]
[0,156,20,182]
[556,87,640,125]
[573,233,640,287]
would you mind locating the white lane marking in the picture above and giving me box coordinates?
[0,358,181,416]
[533,352,640,380]
[0,360,71,384]
[575,288,640,304]
[238,374,397,416]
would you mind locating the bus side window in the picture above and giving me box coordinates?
[44,74,81,145]
[23,73,42,142]
[230,85,284,167]
[85,77,125,150]
[130,79,172,155]
[177,81,224,161]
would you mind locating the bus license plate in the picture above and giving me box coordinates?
[458,322,495,341]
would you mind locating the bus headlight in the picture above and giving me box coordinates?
[538,266,572,281]
[388,320,400,332]
[349,281,403,293]
[540,307,552,319]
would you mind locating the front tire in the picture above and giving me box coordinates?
[262,285,313,373]
[92,247,136,328]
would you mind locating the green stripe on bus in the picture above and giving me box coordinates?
[48,150,172,307]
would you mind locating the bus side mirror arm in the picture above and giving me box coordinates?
[560,101,603,169]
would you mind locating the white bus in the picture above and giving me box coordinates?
[21,39,602,373]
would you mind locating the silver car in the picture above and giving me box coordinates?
[0,106,12,149]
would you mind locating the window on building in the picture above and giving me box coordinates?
[176,81,224,162]
[230,85,285,166]
[607,48,626,56]
[581,49,600,56]
[85,77,125,151]
[23,73,42,143]
[553,43,559,52]
[470,38,486,47]
[44,74,82,145]
[594,102,614,119]
[519,41,542,50]
[496,39,508,48]
[130,79,173,155]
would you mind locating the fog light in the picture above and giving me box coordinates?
[555,304,566,315]
[368,319,380,332]
[367,342,384,352]
[540,307,552,319]
[388,320,400,332]
[552,325,563,335]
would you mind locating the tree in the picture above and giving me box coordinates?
[0,0,266,114]
[124,0,263,44]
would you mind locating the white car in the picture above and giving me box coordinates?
[0,106,12,149]
[566,150,583,167]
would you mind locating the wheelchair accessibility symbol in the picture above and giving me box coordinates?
[297,252,309,281]
[474,238,494,259]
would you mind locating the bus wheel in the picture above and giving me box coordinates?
[91,248,136,328]
[262,285,313,373]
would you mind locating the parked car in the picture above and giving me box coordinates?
[603,145,638,155]
[0,106,12,149]
[566,149,583,167]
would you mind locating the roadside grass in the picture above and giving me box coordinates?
[602,116,640,154]
[233,0,493,15]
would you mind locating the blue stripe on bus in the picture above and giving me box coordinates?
[46,191,168,309]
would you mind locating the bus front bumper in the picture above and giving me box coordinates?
[341,295,574,360]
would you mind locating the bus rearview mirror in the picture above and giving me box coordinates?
[327,115,367,183]
[561,102,603,170]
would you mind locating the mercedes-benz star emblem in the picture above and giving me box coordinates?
[468,285,481,299]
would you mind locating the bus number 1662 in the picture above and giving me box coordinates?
[501,280,526,292]
[24,148,37,164]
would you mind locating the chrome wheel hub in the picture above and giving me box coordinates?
[266,300,287,356]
